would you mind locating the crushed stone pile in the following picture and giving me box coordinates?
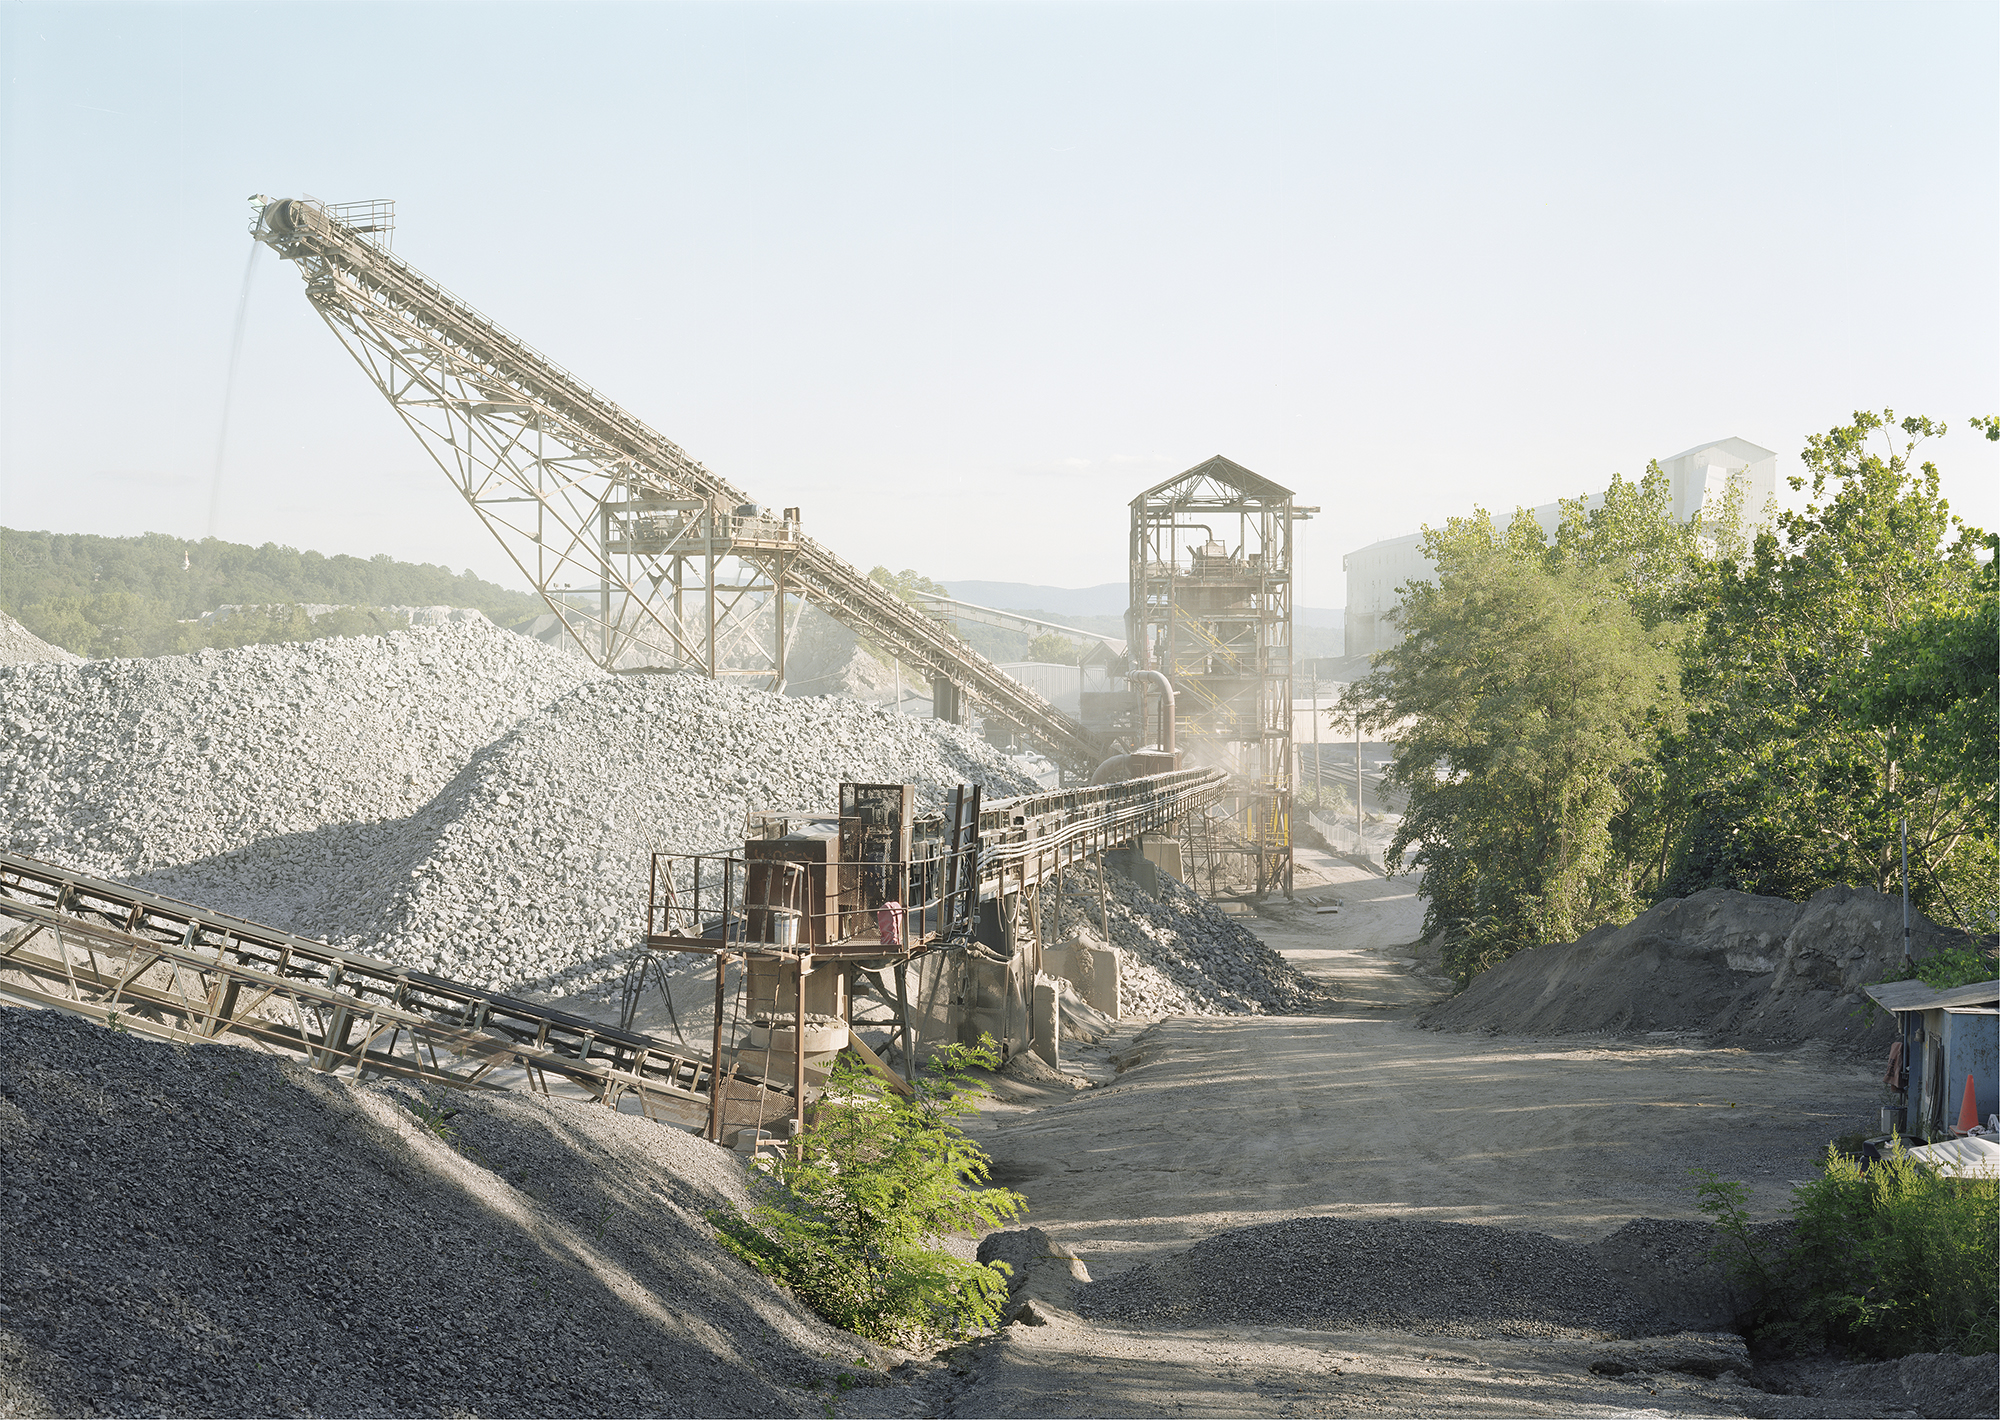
[0,621,1043,999]
[1075,1215,1757,1341]
[199,603,495,627]
[1418,886,1991,1055]
[1051,861,1329,1016]
[0,609,79,666]
[1,624,599,887]
[0,1006,891,1418]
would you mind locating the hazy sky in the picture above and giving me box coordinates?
[2,1,1994,609]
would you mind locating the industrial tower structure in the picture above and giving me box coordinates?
[1129,457,1313,897]
[248,195,1099,770]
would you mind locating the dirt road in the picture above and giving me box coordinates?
[896,855,1921,1418]
[968,857,1878,1276]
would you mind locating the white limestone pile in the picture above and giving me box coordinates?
[0,623,599,881]
[0,621,1041,999]
[0,609,80,666]
[200,603,496,627]
[283,674,1039,995]
[1052,861,1328,1016]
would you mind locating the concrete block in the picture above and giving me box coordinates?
[1139,832,1183,881]
[1044,941,1122,1019]
[1032,973,1060,1068]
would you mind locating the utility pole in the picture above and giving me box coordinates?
[1310,672,1320,809]
[1354,710,1363,860]
[1901,816,1911,962]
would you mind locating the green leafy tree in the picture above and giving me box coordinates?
[713,1037,1025,1346]
[867,566,949,603]
[1026,631,1079,664]
[1353,504,1683,982]
[1667,412,1991,928]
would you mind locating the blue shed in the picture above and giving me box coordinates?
[1865,977,2000,1142]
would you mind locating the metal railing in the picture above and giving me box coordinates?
[644,842,977,957]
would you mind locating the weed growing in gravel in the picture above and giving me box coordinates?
[713,1036,1025,1347]
[1692,1144,1999,1358]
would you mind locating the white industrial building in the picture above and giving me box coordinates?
[1342,437,1777,659]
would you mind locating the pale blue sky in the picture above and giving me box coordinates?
[1,1,1994,608]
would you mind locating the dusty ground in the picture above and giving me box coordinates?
[869,852,1983,1418]
[967,856,1878,1274]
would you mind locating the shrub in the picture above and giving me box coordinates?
[713,1036,1026,1347]
[1692,1144,1999,1358]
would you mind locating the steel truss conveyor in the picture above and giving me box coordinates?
[0,852,782,1133]
[250,196,1101,770]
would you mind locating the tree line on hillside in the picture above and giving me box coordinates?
[0,528,545,658]
[1344,410,1999,984]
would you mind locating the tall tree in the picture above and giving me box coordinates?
[1667,412,1992,929]
[1355,505,1683,982]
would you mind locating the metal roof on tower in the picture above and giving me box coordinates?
[1132,454,1296,506]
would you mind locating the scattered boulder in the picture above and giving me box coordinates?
[977,1226,1092,1324]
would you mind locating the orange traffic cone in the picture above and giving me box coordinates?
[1957,1074,1980,1132]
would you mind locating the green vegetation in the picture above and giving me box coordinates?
[1882,940,2000,992]
[1692,1147,1999,1358]
[1,527,545,657]
[1026,631,1079,664]
[1348,411,1997,983]
[713,1037,1025,1347]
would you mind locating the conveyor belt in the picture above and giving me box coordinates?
[0,852,786,1132]
[251,196,1104,769]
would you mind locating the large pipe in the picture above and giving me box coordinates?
[1128,669,1175,755]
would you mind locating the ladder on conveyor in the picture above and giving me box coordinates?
[0,851,785,1133]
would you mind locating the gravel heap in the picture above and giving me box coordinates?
[0,622,1042,999]
[1,618,1309,1012]
[287,673,1040,996]
[1050,861,1329,1016]
[0,624,598,883]
[199,604,495,628]
[1418,886,1991,1055]
[1075,1215,1752,1341]
[0,609,78,666]
[0,1006,895,1418]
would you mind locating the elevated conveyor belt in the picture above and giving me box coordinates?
[251,196,1103,769]
[0,852,767,1131]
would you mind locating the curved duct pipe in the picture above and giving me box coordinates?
[1088,753,1136,785]
[1127,669,1175,756]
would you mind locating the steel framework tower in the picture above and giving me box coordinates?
[1129,456,1314,896]
[249,196,1099,769]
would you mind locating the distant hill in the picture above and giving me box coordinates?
[0,527,544,659]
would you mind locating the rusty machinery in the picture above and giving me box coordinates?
[0,768,1225,1141]
[640,768,1227,1146]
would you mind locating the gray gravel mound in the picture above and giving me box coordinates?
[1418,886,1987,1055]
[1,622,598,878]
[0,609,79,666]
[0,1005,891,1418]
[1075,1215,1756,1340]
[1051,862,1329,1016]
